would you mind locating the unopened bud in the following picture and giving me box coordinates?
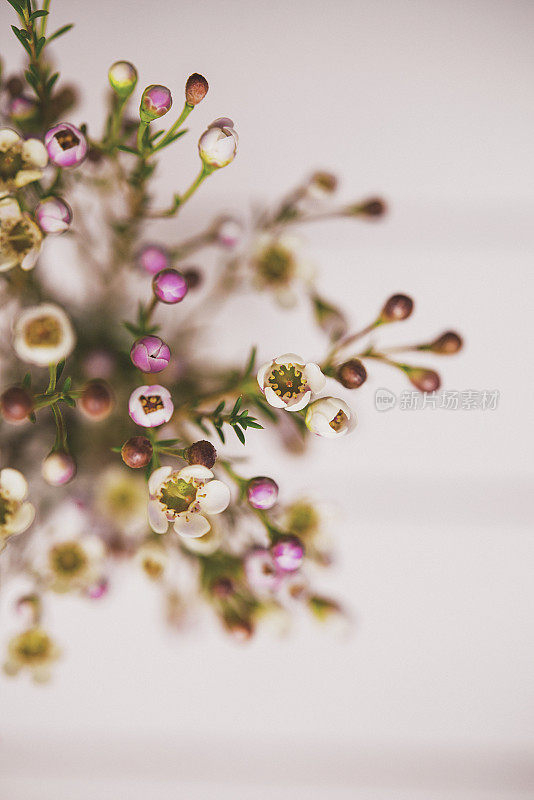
[108,61,138,98]
[307,171,338,196]
[336,359,367,389]
[211,577,235,598]
[1,386,33,423]
[185,73,209,106]
[360,197,387,217]
[140,84,172,123]
[424,331,463,354]
[183,268,203,291]
[79,379,114,421]
[186,440,217,469]
[42,451,77,486]
[121,436,153,469]
[379,293,414,323]
[407,367,441,393]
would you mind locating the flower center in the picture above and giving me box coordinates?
[50,542,87,576]
[54,129,80,151]
[23,315,62,347]
[329,409,348,432]
[268,363,306,400]
[0,147,23,180]
[9,219,34,254]
[159,477,197,517]
[14,629,51,663]
[0,491,14,527]
[256,245,294,285]
[287,501,318,537]
[142,555,165,579]
[139,394,164,415]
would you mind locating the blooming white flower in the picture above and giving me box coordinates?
[0,196,42,272]
[94,466,147,535]
[136,539,168,580]
[198,118,238,168]
[0,468,35,552]
[41,532,105,593]
[251,233,314,307]
[12,303,76,366]
[305,397,356,437]
[257,353,326,411]
[0,128,48,198]
[3,627,60,683]
[148,465,230,539]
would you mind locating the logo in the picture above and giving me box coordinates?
[374,388,396,412]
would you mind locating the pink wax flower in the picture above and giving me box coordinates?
[130,335,171,373]
[41,452,77,487]
[271,537,304,573]
[137,244,169,275]
[140,85,172,122]
[35,196,72,234]
[246,476,279,510]
[213,215,243,249]
[244,549,282,594]
[152,269,188,304]
[9,95,36,123]
[44,122,88,167]
[128,384,174,428]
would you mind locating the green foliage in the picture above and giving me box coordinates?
[196,396,263,445]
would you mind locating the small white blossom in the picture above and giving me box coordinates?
[0,196,42,272]
[257,353,326,412]
[0,468,35,552]
[198,118,238,168]
[12,303,76,366]
[305,397,356,438]
[0,128,47,198]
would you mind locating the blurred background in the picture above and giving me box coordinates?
[1,0,533,797]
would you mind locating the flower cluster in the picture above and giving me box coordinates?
[0,0,463,682]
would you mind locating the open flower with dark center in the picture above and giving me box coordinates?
[0,196,42,272]
[257,353,326,411]
[43,534,105,593]
[251,233,313,306]
[12,303,76,366]
[3,627,61,683]
[128,384,174,427]
[148,465,230,538]
[44,122,88,168]
[0,128,48,198]
[136,540,168,580]
[0,468,35,553]
[305,397,356,438]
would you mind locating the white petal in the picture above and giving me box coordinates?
[20,245,40,271]
[197,480,230,515]
[275,353,304,366]
[0,254,18,272]
[308,412,338,438]
[14,170,44,188]
[304,362,327,393]
[256,361,273,389]
[174,513,211,539]
[177,465,214,482]
[264,386,287,409]
[82,535,105,561]
[21,138,48,168]
[7,502,35,535]
[0,468,28,501]
[148,466,172,496]
[286,390,311,412]
[0,197,21,223]
[148,500,169,533]
[0,129,20,149]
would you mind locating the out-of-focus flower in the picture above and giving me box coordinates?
[148,465,230,538]
[137,244,169,275]
[35,196,72,234]
[271,536,304,572]
[140,85,172,122]
[85,577,109,600]
[336,358,367,389]
[180,521,222,555]
[251,233,313,306]
[305,397,356,438]
[3,627,60,682]
[257,353,325,411]
[244,548,282,594]
[183,267,202,290]
[12,303,76,366]
[152,268,188,304]
[44,123,88,168]
[0,468,35,552]
[41,451,77,487]
[198,118,238,169]
[185,73,209,106]
[130,335,170,373]
[305,170,338,200]
[0,386,33,424]
[246,476,279,510]
[95,466,147,533]
[79,379,114,421]
[121,436,153,469]
[0,196,42,272]
[0,128,47,197]
[186,440,217,469]
[311,293,348,341]
[211,215,243,249]
[8,95,37,123]
[108,61,138,97]
[42,534,105,593]
[136,539,168,580]
[128,384,174,427]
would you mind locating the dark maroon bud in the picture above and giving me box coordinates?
[183,268,203,291]
[360,197,387,217]
[87,147,104,164]
[407,367,441,393]
[186,440,217,469]
[6,76,24,97]
[211,577,234,598]
[185,73,209,106]
[425,331,463,354]
[336,358,367,389]
[380,293,414,323]
[0,386,33,423]
[121,436,153,469]
[222,611,254,641]
[79,380,114,421]
[309,171,338,194]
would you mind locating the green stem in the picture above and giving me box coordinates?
[153,166,212,218]
[136,121,149,155]
[155,102,193,150]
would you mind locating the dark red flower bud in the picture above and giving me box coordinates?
[185,73,209,106]
[79,380,114,421]
[407,367,441,393]
[121,436,153,469]
[336,359,367,389]
[308,171,338,194]
[183,268,203,291]
[425,331,463,354]
[0,386,33,423]
[186,440,217,469]
[6,76,24,97]
[380,294,414,323]
[360,197,387,217]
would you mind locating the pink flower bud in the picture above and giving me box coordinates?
[271,537,304,572]
[42,451,77,486]
[140,85,172,122]
[246,476,279,510]
[86,577,109,600]
[44,123,88,168]
[137,244,170,275]
[35,196,72,234]
[130,335,171,373]
[152,269,188,304]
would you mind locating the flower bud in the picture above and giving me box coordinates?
[1,386,33,423]
[360,197,387,217]
[211,577,234,598]
[198,119,238,169]
[44,123,88,168]
[379,293,414,323]
[186,440,217,469]
[312,294,348,341]
[130,335,170,373]
[79,379,114,421]
[271,536,304,572]
[185,73,209,106]
[211,215,243,249]
[307,171,338,197]
[86,577,109,600]
[336,359,367,389]
[407,367,441,393]
[152,268,188,304]
[246,476,279,510]
[305,397,356,438]
[42,451,77,487]
[108,61,138,98]
[222,611,254,641]
[183,268,203,291]
[137,244,170,275]
[6,76,24,97]
[424,331,463,354]
[35,196,72,234]
[121,436,153,469]
[9,95,37,123]
[140,84,172,123]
